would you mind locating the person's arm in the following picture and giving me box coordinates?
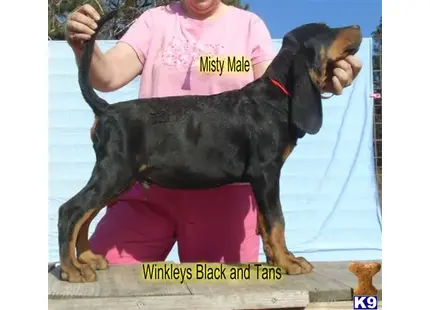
[68,6,154,92]
[247,15,275,80]
[73,43,143,92]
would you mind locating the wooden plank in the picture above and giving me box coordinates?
[49,264,191,299]
[184,263,350,303]
[312,261,382,300]
[48,291,309,310]
[280,273,351,303]
[48,261,382,306]
[306,301,382,309]
[49,298,385,310]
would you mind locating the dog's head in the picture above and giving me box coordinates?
[279,23,362,135]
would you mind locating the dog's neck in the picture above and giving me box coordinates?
[246,47,307,139]
[263,47,298,95]
[247,46,298,110]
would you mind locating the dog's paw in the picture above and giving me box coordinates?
[275,253,314,275]
[78,251,109,271]
[60,264,97,283]
[285,256,314,275]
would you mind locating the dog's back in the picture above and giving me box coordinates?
[97,90,261,188]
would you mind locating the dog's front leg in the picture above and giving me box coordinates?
[251,175,313,275]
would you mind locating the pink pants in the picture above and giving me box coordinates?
[89,183,259,264]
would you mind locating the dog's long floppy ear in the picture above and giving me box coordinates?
[290,52,323,135]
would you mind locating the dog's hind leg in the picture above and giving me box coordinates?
[58,157,134,282]
[251,173,314,275]
[58,120,136,282]
[57,197,100,283]
[76,208,109,271]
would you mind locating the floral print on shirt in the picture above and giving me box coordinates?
[161,35,225,70]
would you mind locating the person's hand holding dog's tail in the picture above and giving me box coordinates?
[66,4,101,52]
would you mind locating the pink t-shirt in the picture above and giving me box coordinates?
[120,2,275,98]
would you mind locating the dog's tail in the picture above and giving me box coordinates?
[78,10,118,116]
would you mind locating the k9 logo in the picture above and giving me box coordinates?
[353,295,378,309]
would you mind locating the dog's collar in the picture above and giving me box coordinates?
[270,78,291,96]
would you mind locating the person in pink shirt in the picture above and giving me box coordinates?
[65,0,362,266]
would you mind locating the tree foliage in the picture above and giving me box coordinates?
[371,17,382,193]
[371,17,382,94]
[48,0,249,40]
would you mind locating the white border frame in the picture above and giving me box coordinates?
[1,1,47,308]
[383,0,430,309]
[2,1,430,309]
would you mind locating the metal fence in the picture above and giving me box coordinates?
[372,36,382,207]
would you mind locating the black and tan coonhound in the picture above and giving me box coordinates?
[57,9,362,282]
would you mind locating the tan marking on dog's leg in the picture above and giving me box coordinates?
[76,208,108,271]
[268,222,313,275]
[257,211,273,262]
[268,222,289,263]
[61,209,98,282]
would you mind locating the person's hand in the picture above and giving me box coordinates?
[323,55,362,95]
[66,4,101,51]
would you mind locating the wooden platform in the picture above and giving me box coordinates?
[48,261,382,310]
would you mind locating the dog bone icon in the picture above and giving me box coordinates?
[349,261,381,296]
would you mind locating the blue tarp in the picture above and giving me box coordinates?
[48,38,382,263]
